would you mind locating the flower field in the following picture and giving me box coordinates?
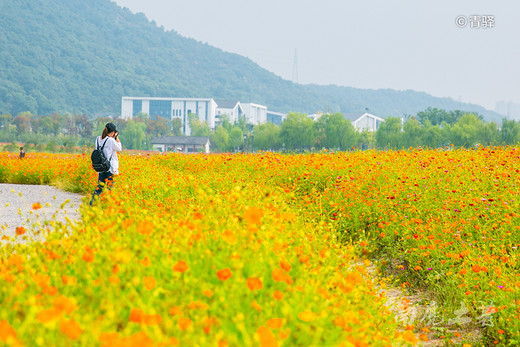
[1,148,520,346]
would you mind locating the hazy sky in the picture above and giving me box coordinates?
[113,0,519,111]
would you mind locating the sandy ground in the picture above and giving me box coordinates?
[0,183,83,244]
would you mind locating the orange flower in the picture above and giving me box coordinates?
[82,247,94,263]
[267,318,284,329]
[271,268,292,284]
[217,268,232,281]
[247,277,263,291]
[173,260,188,273]
[251,300,263,312]
[243,206,264,225]
[36,308,61,323]
[0,320,17,342]
[273,291,284,301]
[298,310,316,322]
[169,306,182,316]
[129,308,145,324]
[280,259,291,272]
[203,289,214,298]
[15,227,25,236]
[59,319,82,340]
[143,276,157,290]
[32,202,42,210]
[256,326,278,347]
[402,330,418,344]
[472,264,481,273]
[136,220,154,235]
[178,317,193,331]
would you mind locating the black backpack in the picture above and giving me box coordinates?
[91,138,111,172]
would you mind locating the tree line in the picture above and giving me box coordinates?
[1,107,520,153]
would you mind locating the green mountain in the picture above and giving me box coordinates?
[0,0,504,122]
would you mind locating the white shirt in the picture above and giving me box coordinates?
[95,136,122,174]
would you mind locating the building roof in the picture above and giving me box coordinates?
[152,136,210,146]
[215,100,239,109]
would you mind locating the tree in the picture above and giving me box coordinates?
[500,119,520,145]
[228,127,243,151]
[188,113,210,136]
[478,121,499,146]
[210,125,229,152]
[12,112,32,135]
[402,118,423,148]
[253,122,281,151]
[147,116,170,137]
[449,113,483,147]
[421,120,444,148]
[171,118,183,136]
[0,114,13,130]
[375,117,402,148]
[313,113,357,150]
[125,121,147,150]
[280,113,314,150]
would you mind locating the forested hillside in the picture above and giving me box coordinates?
[0,0,502,121]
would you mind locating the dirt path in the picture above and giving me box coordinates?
[0,183,83,244]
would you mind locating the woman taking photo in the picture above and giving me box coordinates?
[90,122,122,206]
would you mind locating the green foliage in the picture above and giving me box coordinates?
[375,117,403,149]
[253,123,282,151]
[188,113,210,137]
[124,121,147,150]
[314,113,357,150]
[280,113,314,150]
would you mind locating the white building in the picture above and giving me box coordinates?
[121,97,218,135]
[215,100,244,125]
[344,112,385,132]
[241,103,267,125]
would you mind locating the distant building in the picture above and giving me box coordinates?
[121,97,218,135]
[215,100,244,125]
[266,111,287,126]
[344,112,385,132]
[151,136,210,153]
[241,103,267,125]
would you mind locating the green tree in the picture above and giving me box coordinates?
[0,114,13,130]
[210,125,229,152]
[253,122,281,151]
[375,117,402,148]
[421,120,444,148]
[314,113,357,150]
[12,112,32,135]
[478,121,499,146]
[188,113,210,136]
[500,119,520,145]
[228,127,243,151]
[171,118,183,136]
[125,121,147,150]
[280,113,314,150]
[147,116,170,137]
[402,118,423,148]
[449,113,483,147]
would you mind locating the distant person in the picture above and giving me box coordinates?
[19,147,25,159]
[90,123,122,206]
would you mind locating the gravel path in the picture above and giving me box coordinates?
[0,184,83,244]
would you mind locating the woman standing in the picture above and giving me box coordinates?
[90,122,122,206]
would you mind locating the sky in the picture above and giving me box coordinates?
[113,0,520,112]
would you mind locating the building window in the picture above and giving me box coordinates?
[149,100,172,118]
[133,100,142,116]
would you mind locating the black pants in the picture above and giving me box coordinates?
[90,171,113,205]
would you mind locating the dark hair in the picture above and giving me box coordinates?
[101,127,108,139]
